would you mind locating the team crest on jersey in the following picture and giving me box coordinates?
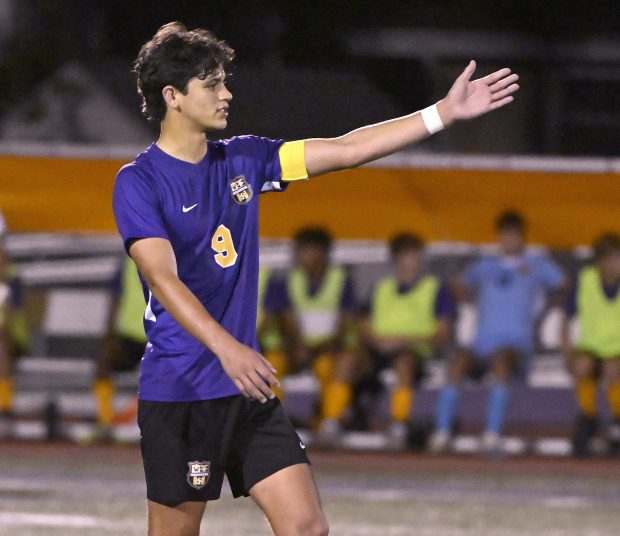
[230,175,253,205]
[187,461,211,490]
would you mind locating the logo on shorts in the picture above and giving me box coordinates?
[229,175,253,205]
[187,461,211,490]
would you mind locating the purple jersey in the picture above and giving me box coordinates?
[113,137,287,401]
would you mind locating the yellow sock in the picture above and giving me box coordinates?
[313,353,335,392]
[322,381,352,421]
[608,383,620,420]
[93,378,115,426]
[576,378,597,417]
[391,386,414,422]
[0,377,13,413]
[265,351,288,400]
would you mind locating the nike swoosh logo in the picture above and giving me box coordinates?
[182,203,198,213]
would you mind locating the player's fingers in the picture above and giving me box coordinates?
[490,95,515,110]
[481,67,512,85]
[459,60,476,81]
[259,353,278,376]
[491,84,520,102]
[257,360,281,388]
[490,73,519,92]
[233,378,250,399]
[242,377,267,403]
[250,371,276,401]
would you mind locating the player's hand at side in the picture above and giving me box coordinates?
[218,340,280,403]
[439,60,520,123]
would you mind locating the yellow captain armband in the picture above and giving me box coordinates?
[278,140,308,182]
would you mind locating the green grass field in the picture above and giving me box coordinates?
[0,443,618,535]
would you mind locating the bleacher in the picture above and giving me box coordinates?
[6,233,588,453]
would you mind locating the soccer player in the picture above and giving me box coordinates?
[361,233,456,448]
[263,228,358,441]
[429,212,564,455]
[563,233,620,457]
[90,256,147,441]
[113,22,518,535]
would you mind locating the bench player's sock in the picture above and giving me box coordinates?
[485,383,509,435]
[313,353,335,393]
[575,377,597,417]
[265,351,288,400]
[435,384,459,433]
[322,381,352,421]
[0,377,13,413]
[391,386,413,423]
[93,378,115,426]
[607,382,620,420]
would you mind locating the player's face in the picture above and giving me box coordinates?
[296,245,328,274]
[498,228,524,255]
[179,68,232,131]
[599,251,620,279]
[394,249,422,280]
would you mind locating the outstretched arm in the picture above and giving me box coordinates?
[303,61,519,177]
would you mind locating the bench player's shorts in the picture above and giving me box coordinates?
[138,395,309,506]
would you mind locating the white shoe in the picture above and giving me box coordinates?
[428,430,451,454]
[316,418,342,448]
[480,432,502,456]
[386,422,408,450]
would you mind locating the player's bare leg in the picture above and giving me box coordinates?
[147,500,207,536]
[250,463,328,536]
[482,349,518,454]
[570,351,599,457]
[429,349,474,453]
[388,351,417,448]
[603,357,620,455]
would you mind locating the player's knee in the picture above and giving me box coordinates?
[292,512,329,536]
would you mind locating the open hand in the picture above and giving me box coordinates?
[218,340,280,403]
[441,60,519,122]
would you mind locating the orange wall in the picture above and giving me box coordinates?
[1,155,618,248]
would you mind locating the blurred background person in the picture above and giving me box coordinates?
[90,256,146,442]
[360,233,456,449]
[0,209,29,439]
[264,228,358,443]
[429,211,565,455]
[563,233,620,458]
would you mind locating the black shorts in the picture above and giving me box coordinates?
[370,348,427,386]
[138,395,309,506]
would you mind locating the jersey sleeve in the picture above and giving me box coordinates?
[565,280,578,318]
[536,256,564,290]
[462,259,484,291]
[340,274,357,313]
[263,276,291,314]
[112,165,170,253]
[435,281,457,320]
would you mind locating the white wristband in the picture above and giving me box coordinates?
[420,103,445,135]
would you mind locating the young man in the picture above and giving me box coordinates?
[429,212,564,455]
[113,22,518,535]
[90,256,147,441]
[361,234,456,448]
[264,227,358,441]
[563,233,620,458]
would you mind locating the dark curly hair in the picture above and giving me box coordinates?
[294,227,333,252]
[133,22,234,122]
[389,233,425,257]
[593,232,620,261]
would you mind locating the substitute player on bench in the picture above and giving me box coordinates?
[114,22,518,535]
[563,233,620,457]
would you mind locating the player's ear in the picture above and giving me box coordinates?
[162,85,181,110]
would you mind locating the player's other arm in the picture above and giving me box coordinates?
[128,237,279,403]
[302,61,519,177]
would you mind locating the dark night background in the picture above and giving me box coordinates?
[0,0,618,155]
